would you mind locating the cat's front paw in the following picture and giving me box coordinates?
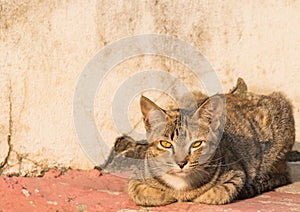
[193,190,232,205]
[193,170,245,205]
[128,179,176,206]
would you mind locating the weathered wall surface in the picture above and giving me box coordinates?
[1,0,299,175]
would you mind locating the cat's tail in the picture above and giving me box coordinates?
[288,150,300,162]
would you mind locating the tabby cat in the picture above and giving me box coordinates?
[103,78,295,206]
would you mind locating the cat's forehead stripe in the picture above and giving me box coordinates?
[163,111,192,142]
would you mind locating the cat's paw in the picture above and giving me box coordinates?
[128,179,176,206]
[193,189,233,205]
[194,170,245,205]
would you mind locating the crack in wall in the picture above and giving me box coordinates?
[0,77,49,176]
[0,78,61,176]
[0,79,13,173]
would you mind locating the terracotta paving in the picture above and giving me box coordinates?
[0,169,300,211]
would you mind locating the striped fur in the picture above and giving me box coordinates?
[118,78,295,206]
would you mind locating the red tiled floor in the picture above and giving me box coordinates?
[0,169,299,211]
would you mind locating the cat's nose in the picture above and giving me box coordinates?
[177,160,187,169]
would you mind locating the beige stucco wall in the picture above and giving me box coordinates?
[1,0,299,176]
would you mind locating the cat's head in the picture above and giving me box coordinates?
[140,95,225,180]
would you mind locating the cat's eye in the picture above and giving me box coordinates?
[160,140,172,148]
[192,140,203,148]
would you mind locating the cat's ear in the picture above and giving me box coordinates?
[140,96,166,131]
[229,77,248,95]
[192,95,225,131]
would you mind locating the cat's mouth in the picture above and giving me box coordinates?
[167,169,190,177]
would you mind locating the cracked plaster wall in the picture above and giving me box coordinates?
[1,0,300,176]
